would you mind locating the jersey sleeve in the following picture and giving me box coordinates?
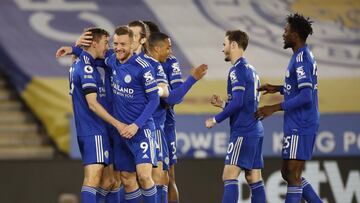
[295,54,313,89]
[229,68,246,93]
[141,65,159,98]
[79,64,98,93]
[165,57,183,89]
[154,64,168,85]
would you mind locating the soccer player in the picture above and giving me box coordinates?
[128,20,150,55]
[106,26,159,203]
[255,13,322,203]
[60,27,126,203]
[205,30,266,203]
[144,32,208,203]
[143,21,181,203]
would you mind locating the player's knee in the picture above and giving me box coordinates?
[138,172,153,186]
[84,174,102,187]
[245,173,257,184]
[120,173,137,188]
[281,168,301,184]
[100,177,116,191]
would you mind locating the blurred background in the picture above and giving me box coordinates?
[0,0,359,202]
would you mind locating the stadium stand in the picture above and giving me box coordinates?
[0,71,54,159]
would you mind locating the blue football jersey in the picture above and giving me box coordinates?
[142,54,168,126]
[105,53,159,126]
[69,51,108,137]
[162,55,184,126]
[227,57,263,137]
[283,45,319,136]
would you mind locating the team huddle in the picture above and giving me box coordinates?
[56,13,322,203]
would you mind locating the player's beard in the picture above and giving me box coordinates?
[283,40,293,49]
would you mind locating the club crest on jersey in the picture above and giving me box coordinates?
[229,70,238,83]
[124,74,132,83]
[84,65,93,74]
[296,66,306,80]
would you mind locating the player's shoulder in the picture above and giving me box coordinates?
[132,55,152,69]
[166,55,178,63]
[295,47,313,65]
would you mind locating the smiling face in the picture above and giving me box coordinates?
[113,34,133,63]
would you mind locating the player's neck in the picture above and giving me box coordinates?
[292,41,305,53]
[230,50,244,65]
[119,53,133,64]
[83,48,97,60]
[147,51,160,61]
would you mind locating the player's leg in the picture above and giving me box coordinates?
[133,128,158,203]
[281,133,321,203]
[82,164,105,203]
[114,134,141,203]
[222,165,241,203]
[152,129,170,203]
[78,135,110,203]
[244,137,266,203]
[166,126,179,203]
[245,170,266,203]
[221,136,245,203]
[281,159,304,203]
[167,165,179,203]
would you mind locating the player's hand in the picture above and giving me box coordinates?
[257,83,280,95]
[55,46,72,58]
[114,121,126,135]
[205,118,216,129]
[255,104,281,120]
[121,123,139,139]
[210,94,224,108]
[75,31,93,47]
[190,64,208,80]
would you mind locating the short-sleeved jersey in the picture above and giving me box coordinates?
[69,51,107,137]
[142,54,168,126]
[105,53,159,125]
[162,55,184,126]
[227,57,263,137]
[283,45,319,136]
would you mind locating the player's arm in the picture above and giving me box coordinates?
[210,94,227,109]
[164,64,208,105]
[206,70,245,128]
[257,83,284,95]
[80,65,125,134]
[122,68,160,138]
[85,92,125,132]
[255,62,313,120]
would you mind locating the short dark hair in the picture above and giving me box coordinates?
[114,26,133,39]
[144,21,160,33]
[128,20,150,40]
[225,30,249,50]
[286,13,313,41]
[148,32,169,49]
[84,27,109,42]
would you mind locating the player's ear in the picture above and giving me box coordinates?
[230,41,237,49]
[140,37,147,45]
